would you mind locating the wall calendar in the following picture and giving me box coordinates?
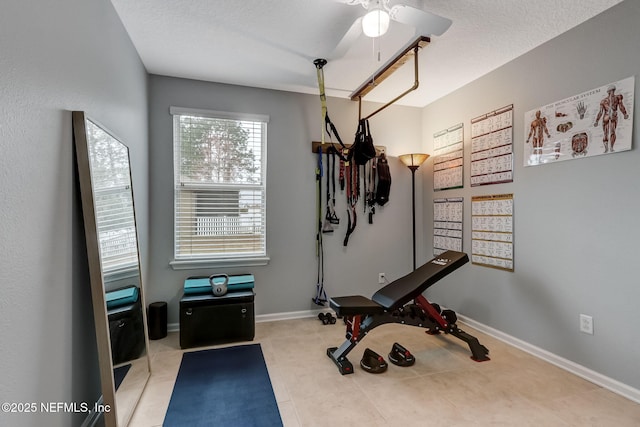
[471,194,514,271]
[433,197,463,256]
[433,123,464,191]
[470,104,514,186]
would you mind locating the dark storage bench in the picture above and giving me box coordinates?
[179,290,255,349]
[108,299,145,364]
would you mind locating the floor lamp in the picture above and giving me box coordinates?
[399,153,430,271]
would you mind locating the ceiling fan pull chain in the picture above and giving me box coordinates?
[369,35,383,88]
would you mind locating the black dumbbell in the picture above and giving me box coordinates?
[318,312,336,325]
[318,312,330,324]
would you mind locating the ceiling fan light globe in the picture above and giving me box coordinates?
[362,9,390,37]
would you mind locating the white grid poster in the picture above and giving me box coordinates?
[470,104,514,186]
[524,76,634,166]
[433,123,464,191]
[471,194,514,271]
[434,197,463,256]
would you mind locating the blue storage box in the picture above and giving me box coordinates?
[184,274,255,296]
[106,285,140,310]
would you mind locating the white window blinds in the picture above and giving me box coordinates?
[171,107,268,262]
[86,120,139,277]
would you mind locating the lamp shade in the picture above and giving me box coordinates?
[362,8,390,37]
[399,153,430,169]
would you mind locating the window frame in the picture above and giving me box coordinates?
[169,106,269,270]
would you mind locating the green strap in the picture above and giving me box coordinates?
[315,59,328,145]
[314,59,349,160]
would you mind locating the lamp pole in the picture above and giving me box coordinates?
[409,165,419,271]
[399,153,429,271]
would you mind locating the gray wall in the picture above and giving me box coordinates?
[0,1,148,426]
[148,76,424,323]
[3,1,638,426]
[422,0,640,391]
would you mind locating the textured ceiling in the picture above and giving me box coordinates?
[110,0,624,107]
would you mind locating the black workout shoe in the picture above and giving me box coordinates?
[360,348,388,374]
[388,342,415,367]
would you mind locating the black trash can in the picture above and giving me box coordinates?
[148,301,168,340]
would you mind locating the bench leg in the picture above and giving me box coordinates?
[449,328,490,361]
[415,295,490,362]
[327,341,356,374]
[327,313,389,374]
[327,301,490,374]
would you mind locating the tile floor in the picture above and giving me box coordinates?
[128,317,640,426]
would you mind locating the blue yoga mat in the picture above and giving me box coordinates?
[163,344,282,427]
[113,364,131,391]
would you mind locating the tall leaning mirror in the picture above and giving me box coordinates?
[73,111,151,426]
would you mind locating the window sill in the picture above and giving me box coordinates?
[169,256,270,270]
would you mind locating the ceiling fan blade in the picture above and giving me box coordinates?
[330,16,363,59]
[390,5,452,36]
[332,0,366,5]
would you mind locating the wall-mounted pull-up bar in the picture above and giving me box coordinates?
[311,140,385,156]
[351,36,430,121]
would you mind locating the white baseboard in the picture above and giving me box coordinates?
[167,308,639,404]
[166,309,322,333]
[457,314,640,404]
[255,309,323,323]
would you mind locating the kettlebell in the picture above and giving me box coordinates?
[209,274,229,297]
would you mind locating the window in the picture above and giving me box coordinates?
[170,107,268,268]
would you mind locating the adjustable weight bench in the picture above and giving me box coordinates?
[327,250,490,374]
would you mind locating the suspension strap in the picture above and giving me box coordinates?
[343,153,359,246]
[324,146,332,228]
[367,159,377,223]
[316,146,323,255]
[344,205,357,247]
[339,149,346,191]
[314,147,327,305]
[325,147,340,225]
[363,164,368,214]
[314,58,350,162]
[314,59,329,145]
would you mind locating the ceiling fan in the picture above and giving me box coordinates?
[332,0,452,57]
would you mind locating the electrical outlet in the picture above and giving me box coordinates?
[580,314,594,335]
[378,273,386,284]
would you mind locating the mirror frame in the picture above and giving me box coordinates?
[72,111,151,426]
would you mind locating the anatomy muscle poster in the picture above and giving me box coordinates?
[471,194,514,271]
[524,76,634,166]
[433,123,464,191]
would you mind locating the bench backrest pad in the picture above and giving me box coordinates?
[371,251,469,311]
